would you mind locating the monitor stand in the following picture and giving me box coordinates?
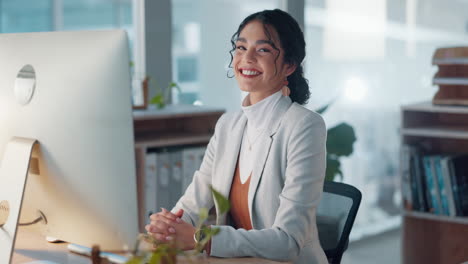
[0,137,38,264]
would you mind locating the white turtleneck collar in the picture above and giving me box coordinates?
[241,90,283,131]
[238,90,283,184]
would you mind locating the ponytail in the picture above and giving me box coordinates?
[287,65,310,105]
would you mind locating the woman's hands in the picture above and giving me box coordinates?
[145,208,197,251]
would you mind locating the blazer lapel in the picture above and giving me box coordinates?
[248,96,292,227]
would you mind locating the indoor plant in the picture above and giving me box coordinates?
[316,104,357,181]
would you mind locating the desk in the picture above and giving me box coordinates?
[13,229,288,264]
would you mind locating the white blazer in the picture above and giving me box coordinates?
[173,95,328,264]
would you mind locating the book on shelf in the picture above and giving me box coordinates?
[448,156,463,216]
[400,145,413,210]
[433,155,451,215]
[422,156,439,214]
[402,144,468,217]
[401,145,428,212]
[412,149,428,212]
[440,156,457,216]
[451,154,468,216]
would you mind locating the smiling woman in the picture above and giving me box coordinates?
[147,9,328,264]
[229,10,310,106]
[231,20,295,104]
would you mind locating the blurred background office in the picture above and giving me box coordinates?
[2,0,467,263]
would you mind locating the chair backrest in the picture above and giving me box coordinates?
[317,180,362,264]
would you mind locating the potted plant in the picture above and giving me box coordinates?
[316,104,357,181]
[149,80,182,109]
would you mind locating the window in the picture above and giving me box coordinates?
[0,0,133,51]
[1,0,52,33]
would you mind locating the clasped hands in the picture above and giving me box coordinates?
[145,208,196,251]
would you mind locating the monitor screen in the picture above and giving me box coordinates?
[0,30,139,252]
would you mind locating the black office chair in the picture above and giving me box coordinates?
[317,180,362,264]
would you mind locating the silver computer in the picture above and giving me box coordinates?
[0,30,139,261]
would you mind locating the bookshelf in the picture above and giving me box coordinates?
[133,105,224,231]
[401,102,468,264]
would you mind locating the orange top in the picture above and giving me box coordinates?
[206,160,252,256]
[228,160,253,230]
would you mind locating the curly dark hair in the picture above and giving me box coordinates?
[228,9,310,105]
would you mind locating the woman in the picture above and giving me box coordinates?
[146,9,328,264]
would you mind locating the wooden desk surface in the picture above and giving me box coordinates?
[13,229,287,264]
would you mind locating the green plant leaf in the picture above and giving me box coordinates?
[164,81,182,102]
[201,227,221,251]
[316,103,331,115]
[204,227,221,238]
[148,253,161,264]
[196,226,210,250]
[150,94,165,109]
[209,227,220,236]
[168,82,182,93]
[326,122,356,157]
[209,185,230,214]
[126,256,144,264]
[198,208,208,224]
[315,96,339,114]
[199,235,212,247]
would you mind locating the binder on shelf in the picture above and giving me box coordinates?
[181,146,207,194]
[144,152,158,221]
[170,150,183,209]
[157,150,172,210]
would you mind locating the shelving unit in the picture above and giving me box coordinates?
[403,210,468,225]
[401,127,468,139]
[401,102,468,264]
[132,105,224,231]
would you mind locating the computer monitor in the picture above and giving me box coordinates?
[0,30,139,256]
